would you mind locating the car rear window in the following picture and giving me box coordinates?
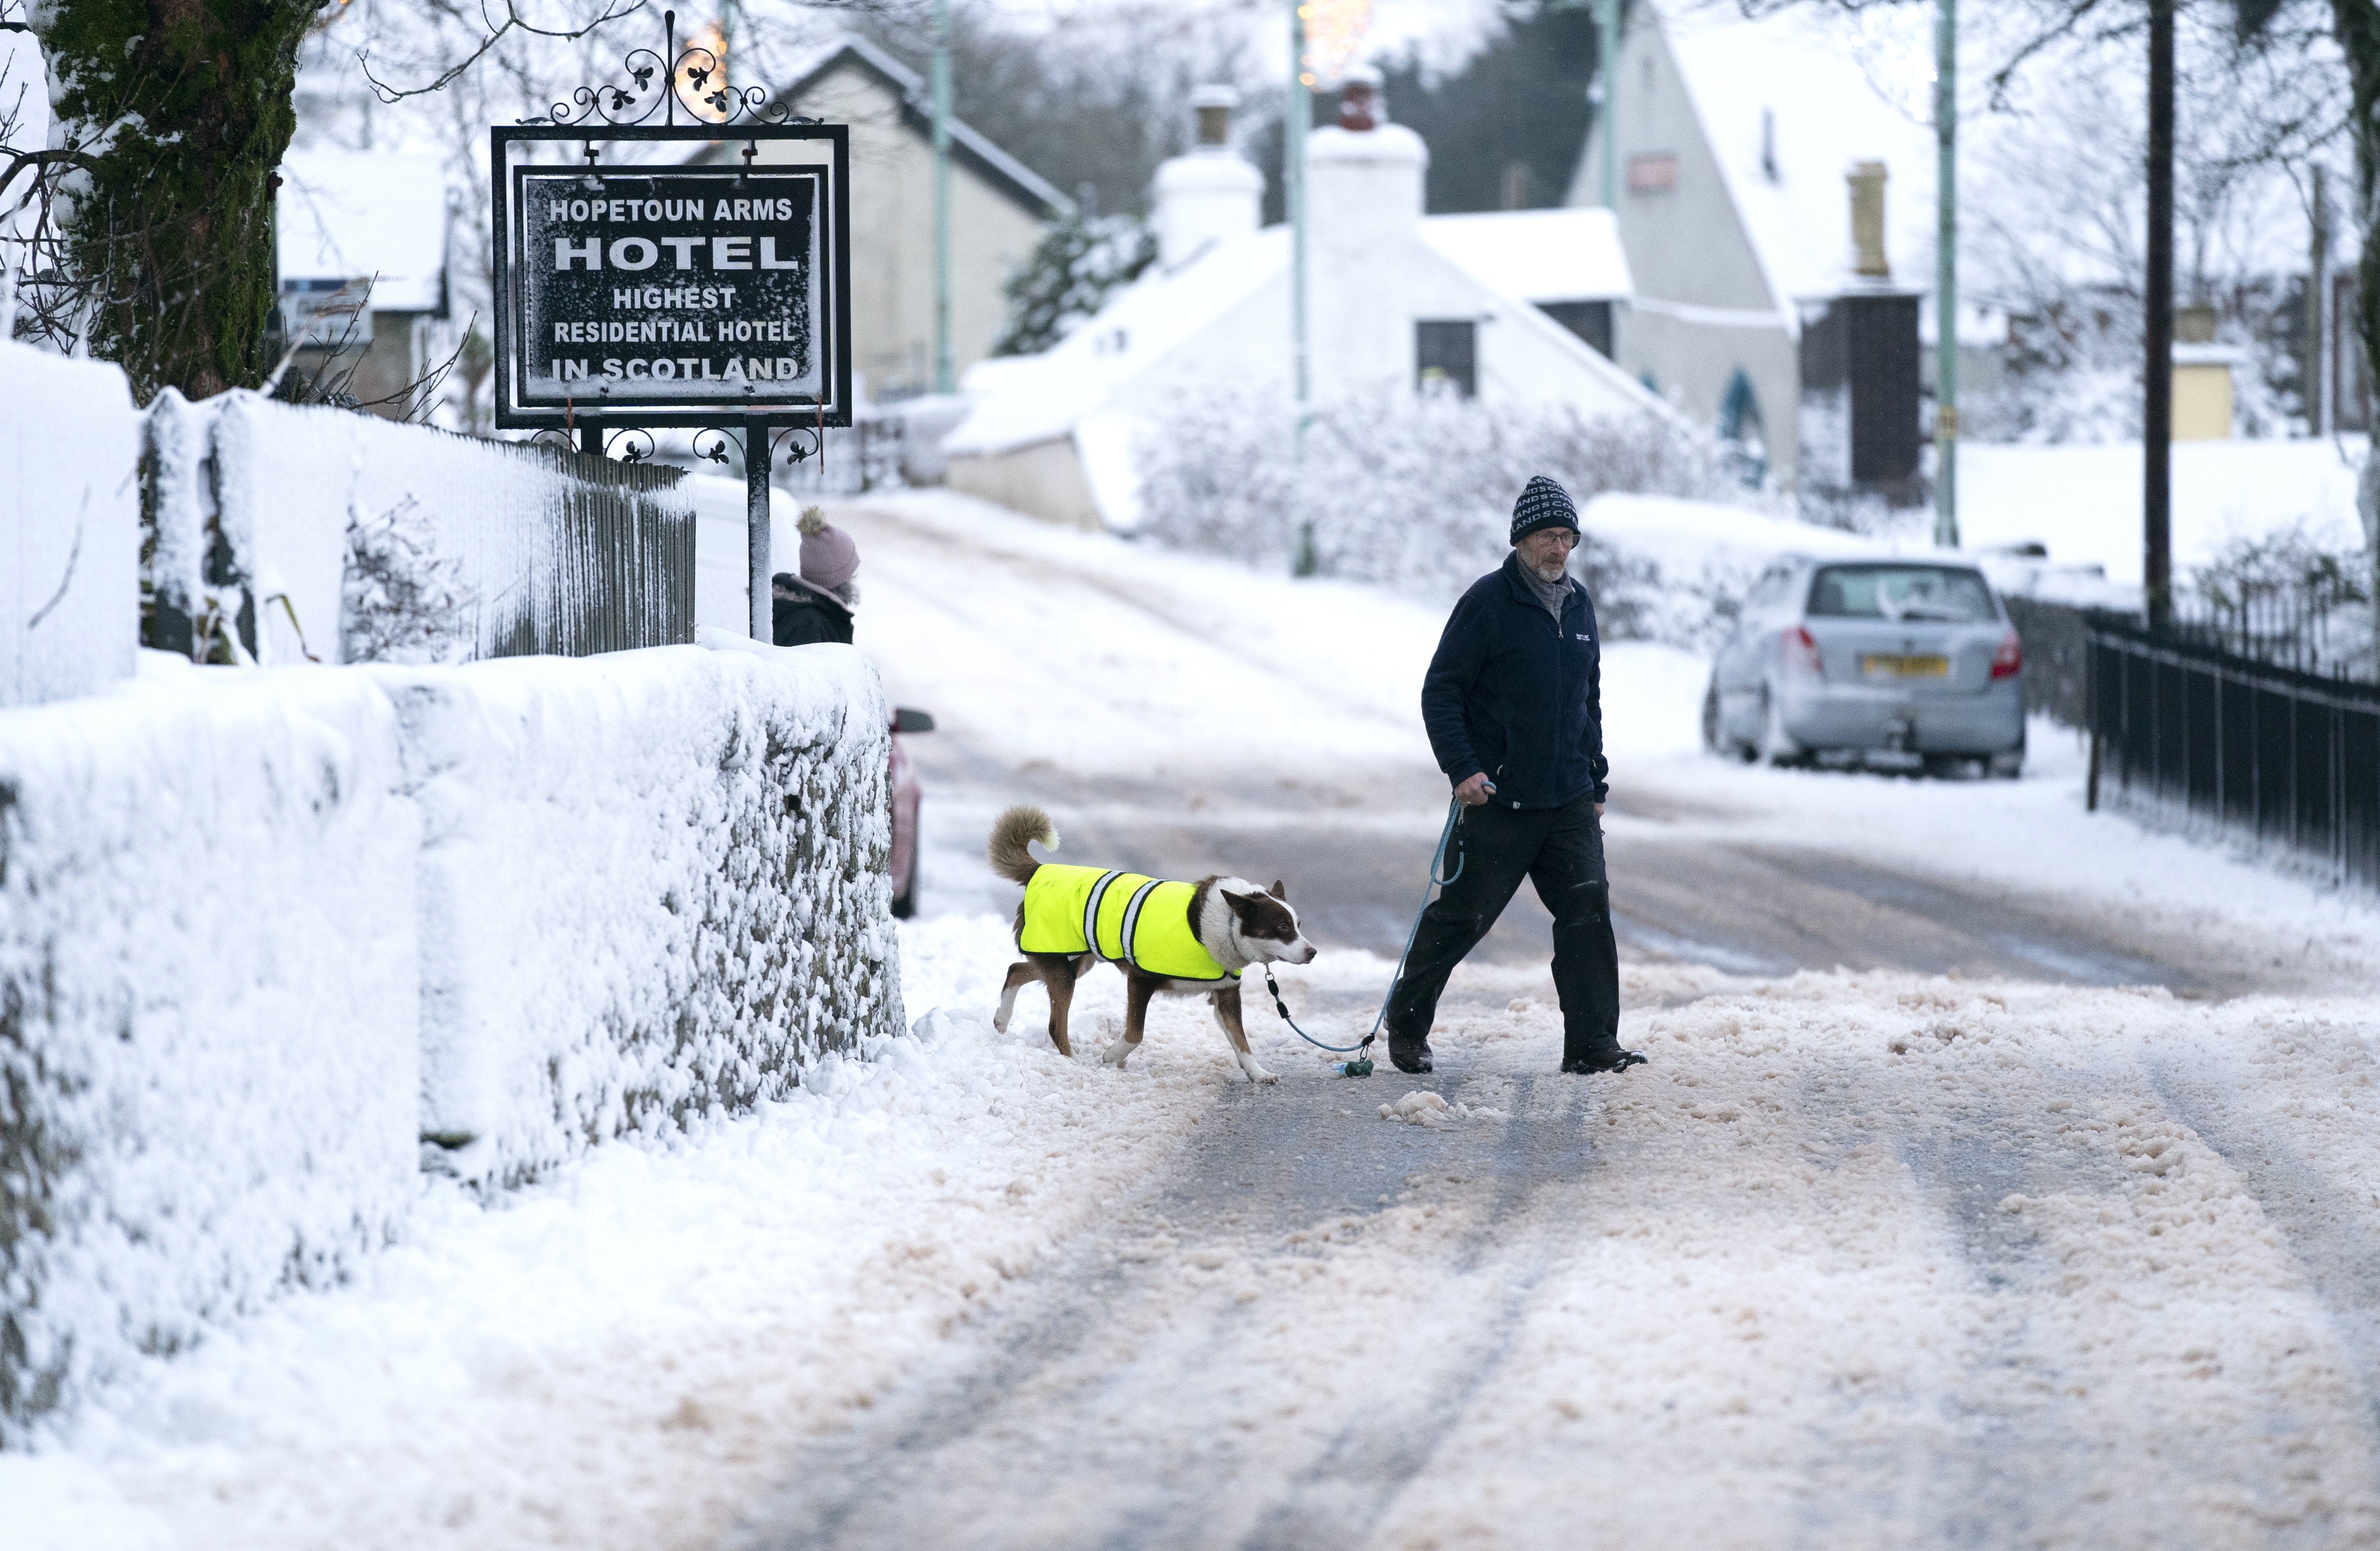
[1805,565,1996,622]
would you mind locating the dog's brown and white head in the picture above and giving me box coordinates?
[1200,877,1318,970]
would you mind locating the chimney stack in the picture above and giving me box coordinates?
[1848,160,1889,279]
[1150,85,1262,270]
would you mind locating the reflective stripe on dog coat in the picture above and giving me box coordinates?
[1019,864,1237,983]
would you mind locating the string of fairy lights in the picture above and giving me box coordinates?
[1296,0,1372,88]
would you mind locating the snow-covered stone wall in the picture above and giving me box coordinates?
[0,665,423,1441]
[0,341,142,707]
[387,635,903,1186]
[0,638,902,1439]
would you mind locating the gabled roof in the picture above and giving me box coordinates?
[1655,2,1937,318]
[277,151,449,313]
[1420,208,1632,304]
[771,36,1069,219]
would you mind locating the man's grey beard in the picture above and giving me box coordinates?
[1528,555,1566,583]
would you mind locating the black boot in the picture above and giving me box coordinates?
[1562,1048,1646,1075]
[1390,1036,1435,1074]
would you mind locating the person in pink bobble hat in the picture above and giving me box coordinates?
[772,506,859,646]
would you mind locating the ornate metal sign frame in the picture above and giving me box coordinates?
[491,121,851,434]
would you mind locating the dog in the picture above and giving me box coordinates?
[986,804,1316,1083]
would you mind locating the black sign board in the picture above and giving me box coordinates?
[491,125,851,430]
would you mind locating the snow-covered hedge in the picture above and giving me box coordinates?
[0,666,423,1442]
[1133,386,1734,636]
[392,636,903,1186]
[0,341,141,707]
[0,638,901,1438]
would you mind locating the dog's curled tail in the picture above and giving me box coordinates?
[988,804,1058,884]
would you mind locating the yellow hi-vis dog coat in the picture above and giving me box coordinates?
[1019,864,1237,983]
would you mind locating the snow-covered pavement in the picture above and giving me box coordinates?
[16,490,2380,1549]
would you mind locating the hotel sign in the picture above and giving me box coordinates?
[491,125,852,430]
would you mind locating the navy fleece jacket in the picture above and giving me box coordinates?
[1419,551,1609,811]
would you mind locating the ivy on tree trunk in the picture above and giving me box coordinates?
[34,0,327,403]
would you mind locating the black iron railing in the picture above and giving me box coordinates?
[2086,613,2380,892]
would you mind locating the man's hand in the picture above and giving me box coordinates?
[1596,803,1605,817]
[1454,773,1495,807]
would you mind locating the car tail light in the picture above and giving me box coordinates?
[1782,624,1825,676]
[1990,628,2022,679]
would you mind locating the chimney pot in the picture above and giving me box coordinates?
[1847,159,1889,279]
[1191,84,1238,149]
[1339,65,1383,132]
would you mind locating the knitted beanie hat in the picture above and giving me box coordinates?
[1509,475,1580,545]
[797,506,859,591]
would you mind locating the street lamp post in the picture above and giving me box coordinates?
[1933,0,1959,548]
[1289,0,1314,575]
[931,0,954,395]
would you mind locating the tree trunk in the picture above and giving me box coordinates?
[2333,0,2380,670]
[34,0,326,404]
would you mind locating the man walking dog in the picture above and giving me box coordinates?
[1384,474,1646,1077]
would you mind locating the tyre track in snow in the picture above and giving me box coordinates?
[722,987,1612,1551]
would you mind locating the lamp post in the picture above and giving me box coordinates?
[1933,0,1959,548]
[931,0,954,395]
[1596,0,1619,208]
[2145,0,2175,628]
[1289,0,1314,575]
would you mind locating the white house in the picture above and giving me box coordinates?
[702,36,1069,400]
[1570,1,1965,506]
[944,80,1657,531]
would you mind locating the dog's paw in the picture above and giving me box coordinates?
[1101,1039,1136,1068]
[1243,1063,1279,1085]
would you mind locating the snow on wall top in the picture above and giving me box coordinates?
[1657,0,1938,315]
[1420,208,1633,304]
[277,150,449,312]
[0,341,140,707]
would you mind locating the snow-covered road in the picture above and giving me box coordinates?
[722,955,2380,1550]
[19,491,2380,1550]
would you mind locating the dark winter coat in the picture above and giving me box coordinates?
[1419,550,1608,811]
[773,583,853,647]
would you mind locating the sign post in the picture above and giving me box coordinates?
[490,17,851,642]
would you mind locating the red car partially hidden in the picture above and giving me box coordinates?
[888,707,933,917]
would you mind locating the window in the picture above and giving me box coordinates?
[1416,320,1477,399]
[1805,565,1996,622]
[1538,301,1613,359]
[1627,152,1678,194]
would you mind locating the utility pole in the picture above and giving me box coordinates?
[931,0,954,394]
[1933,0,1958,548]
[2145,0,2175,629]
[1596,0,1619,208]
[1289,0,1314,575]
[2310,163,2330,438]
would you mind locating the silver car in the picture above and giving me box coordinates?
[1702,554,2025,776]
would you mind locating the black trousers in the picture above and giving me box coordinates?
[1384,792,1621,1063]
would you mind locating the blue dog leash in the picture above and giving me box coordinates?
[1261,796,1471,1075]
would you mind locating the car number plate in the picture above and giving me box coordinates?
[1862,654,1949,678]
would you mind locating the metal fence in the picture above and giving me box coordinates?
[2086,613,2380,891]
[522,444,693,658]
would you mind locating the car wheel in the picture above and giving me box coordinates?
[1988,749,2024,780]
[890,837,920,919]
[1757,686,1802,768]
[1922,754,1970,780]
